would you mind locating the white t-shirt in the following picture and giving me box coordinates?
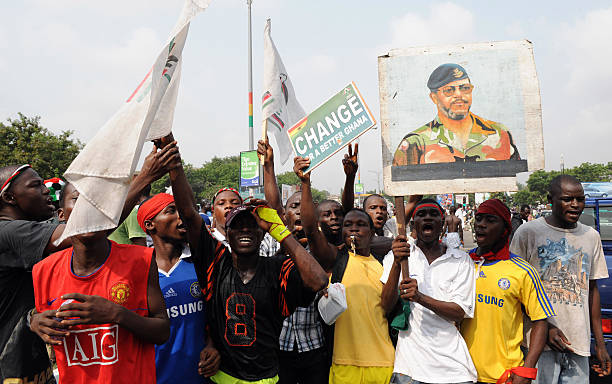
[381,244,477,383]
[510,217,609,356]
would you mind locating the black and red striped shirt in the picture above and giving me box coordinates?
[191,224,314,381]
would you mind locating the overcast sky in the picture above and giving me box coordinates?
[2,0,611,194]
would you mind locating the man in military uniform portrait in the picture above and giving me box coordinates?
[393,63,522,166]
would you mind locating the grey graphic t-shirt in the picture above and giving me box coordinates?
[510,217,608,356]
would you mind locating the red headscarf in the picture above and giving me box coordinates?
[137,193,175,231]
[469,198,511,262]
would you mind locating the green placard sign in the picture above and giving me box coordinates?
[355,183,364,194]
[287,82,376,173]
[240,150,261,187]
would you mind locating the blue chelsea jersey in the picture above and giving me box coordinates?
[155,250,207,384]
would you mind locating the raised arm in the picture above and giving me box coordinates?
[257,137,283,215]
[341,143,358,213]
[122,142,181,222]
[160,134,204,253]
[295,156,337,272]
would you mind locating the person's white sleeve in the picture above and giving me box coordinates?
[590,231,609,280]
[380,250,394,284]
[446,255,476,318]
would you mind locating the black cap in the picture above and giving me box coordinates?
[224,205,254,229]
[427,63,469,91]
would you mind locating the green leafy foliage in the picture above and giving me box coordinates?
[276,171,300,186]
[275,171,329,203]
[0,113,83,179]
[151,156,240,200]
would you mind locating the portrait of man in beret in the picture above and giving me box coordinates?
[392,63,521,166]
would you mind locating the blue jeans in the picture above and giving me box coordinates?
[390,373,473,384]
[534,350,589,384]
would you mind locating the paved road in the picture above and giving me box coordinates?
[462,228,475,250]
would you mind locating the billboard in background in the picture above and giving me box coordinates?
[380,40,544,195]
[437,193,454,208]
[240,150,261,187]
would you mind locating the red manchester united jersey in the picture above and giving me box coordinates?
[33,241,155,384]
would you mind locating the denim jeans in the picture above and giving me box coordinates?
[534,350,589,384]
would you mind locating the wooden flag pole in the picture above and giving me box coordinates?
[259,119,268,162]
[394,195,409,280]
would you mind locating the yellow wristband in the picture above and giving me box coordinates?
[255,207,291,243]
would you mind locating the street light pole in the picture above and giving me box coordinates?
[247,0,254,150]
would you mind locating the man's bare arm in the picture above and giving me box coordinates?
[341,143,358,213]
[257,138,283,215]
[295,157,336,272]
[161,134,204,253]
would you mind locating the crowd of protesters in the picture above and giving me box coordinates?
[0,134,610,384]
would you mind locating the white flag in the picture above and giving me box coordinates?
[56,0,212,244]
[262,19,306,165]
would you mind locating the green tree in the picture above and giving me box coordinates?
[151,156,240,200]
[0,113,83,179]
[567,162,610,182]
[511,189,539,207]
[526,170,560,201]
[276,171,300,186]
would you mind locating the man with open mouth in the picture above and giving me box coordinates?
[461,198,554,384]
[137,193,221,383]
[166,138,328,384]
[326,208,396,384]
[381,198,477,384]
[511,175,611,381]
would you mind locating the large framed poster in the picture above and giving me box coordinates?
[379,40,544,195]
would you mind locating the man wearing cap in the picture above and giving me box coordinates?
[380,198,477,384]
[166,140,328,384]
[393,63,521,166]
[137,193,220,383]
[460,199,553,384]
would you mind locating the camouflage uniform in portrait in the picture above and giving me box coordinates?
[393,63,521,166]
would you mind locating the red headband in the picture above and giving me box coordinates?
[137,193,175,231]
[476,199,511,229]
[213,187,242,203]
[412,203,444,218]
[470,198,512,262]
[0,164,31,196]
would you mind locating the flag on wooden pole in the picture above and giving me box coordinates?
[262,19,306,165]
[56,0,212,244]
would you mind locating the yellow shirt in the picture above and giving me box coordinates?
[332,252,395,367]
[460,256,555,383]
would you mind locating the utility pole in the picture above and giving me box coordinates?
[247,0,254,150]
